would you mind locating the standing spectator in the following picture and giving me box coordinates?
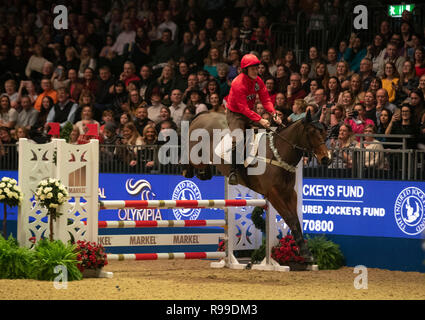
[33,78,57,112]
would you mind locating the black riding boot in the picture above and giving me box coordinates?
[228,144,239,185]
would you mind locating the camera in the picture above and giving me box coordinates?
[351,110,359,118]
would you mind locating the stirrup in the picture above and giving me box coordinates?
[228,171,238,185]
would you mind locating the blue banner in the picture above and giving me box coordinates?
[99,174,226,222]
[303,179,425,239]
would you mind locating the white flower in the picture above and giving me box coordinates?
[49,178,56,184]
[40,195,45,201]
[58,192,63,199]
[0,195,4,200]
[46,193,53,199]
[10,179,17,184]
[2,177,10,182]
[7,183,12,188]
[4,188,9,194]
[0,183,5,188]
[43,187,52,194]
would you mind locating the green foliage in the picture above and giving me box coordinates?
[0,236,34,279]
[31,239,82,281]
[251,238,266,263]
[60,122,74,143]
[306,235,345,270]
[251,206,265,233]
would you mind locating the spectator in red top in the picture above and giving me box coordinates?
[120,61,141,87]
[225,53,278,184]
[414,47,425,78]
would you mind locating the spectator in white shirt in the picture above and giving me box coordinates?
[157,10,178,41]
[111,18,136,56]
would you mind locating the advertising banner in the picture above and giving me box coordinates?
[303,179,425,239]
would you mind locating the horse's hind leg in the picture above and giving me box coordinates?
[268,187,314,264]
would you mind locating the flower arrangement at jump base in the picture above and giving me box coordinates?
[34,178,69,241]
[75,240,108,276]
[271,235,305,266]
[0,177,23,238]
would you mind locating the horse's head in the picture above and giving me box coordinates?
[301,110,332,166]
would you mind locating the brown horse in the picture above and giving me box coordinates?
[182,110,331,264]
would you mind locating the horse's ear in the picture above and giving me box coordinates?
[304,108,312,123]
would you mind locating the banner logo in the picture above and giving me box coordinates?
[172,180,202,220]
[394,187,425,235]
[68,165,86,193]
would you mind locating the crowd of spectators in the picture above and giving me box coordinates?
[0,0,424,172]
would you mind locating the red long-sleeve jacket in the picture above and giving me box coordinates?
[225,73,275,122]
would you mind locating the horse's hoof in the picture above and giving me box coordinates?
[228,172,238,185]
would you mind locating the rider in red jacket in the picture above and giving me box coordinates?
[225,53,277,185]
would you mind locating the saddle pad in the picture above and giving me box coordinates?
[213,132,267,167]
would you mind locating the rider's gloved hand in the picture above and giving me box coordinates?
[258,118,270,129]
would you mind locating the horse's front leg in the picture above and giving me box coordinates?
[268,187,313,264]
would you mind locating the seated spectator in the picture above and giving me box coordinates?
[326,76,342,105]
[173,61,190,93]
[287,99,307,123]
[4,80,19,109]
[223,28,242,63]
[376,42,406,78]
[74,105,100,136]
[385,104,419,149]
[304,79,321,105]
[203,47,222,79]
[315,62,330,89]
[0,95,18,130]
[25,43,49,79]
[34,78,57,112]
[169,89,186,129]
[139,65,155,103]
[326,47,338,77]
[46,87,79,129]
[209,93,225,114]
[68,125,81,145]
[117,122,143,167]
[61,46,80,72]
[51,66,70,91]
[99,109,115,135]
[326,104,346,141]
[151,29,178,70]
[299,63,312,93]
[364,90,377,125]
[156,64,175,102]
[110,18,136,57]
[369,76,383,95]
[340,90,355,114]
[204,79,220,105]
[16,96,38,131]
[357,124,386,170]
[345,103,375,140]
[133,105,152,136]
[376,88,398,117]
[186,89,208,114]
[283,49,299,74]
[275,64,290,93]
[147,87,166,123]
[328,124,356,169]
[258,61,271,81]
[216,63,231,98]
[17,80,38,105]
[376,108,393,138]
[381,62,400,103]
[286,73,307,107]
[139,124,158,170]
[398,60,419,103]
[414,47,425,78]
[157,10,178,41]
[408,89,425,127]
[78,46,97,79]
[110,80,128,119]
[193,29,210,69]
[177,32,197,69]
[261,49,277,75]
[196,70,209,92]
[359,58,375,91]
[119,61,141,87]
[307,46,320,79]
[68,68,83,103]
[365,34,385,73]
